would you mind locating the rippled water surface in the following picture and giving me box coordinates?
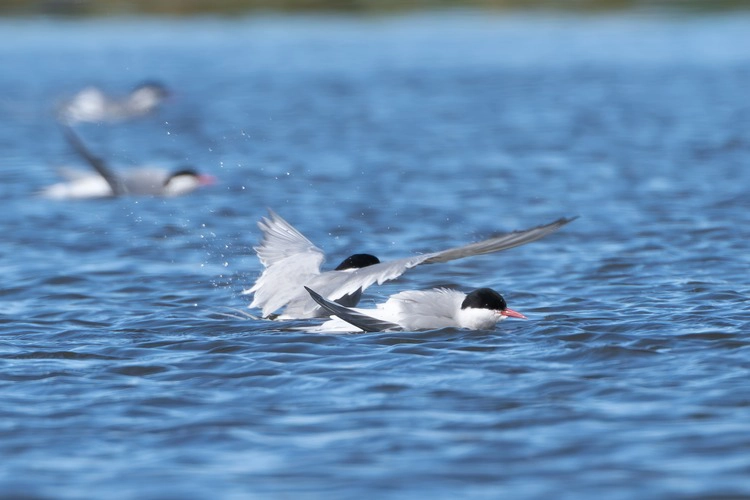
[2,12,750,499]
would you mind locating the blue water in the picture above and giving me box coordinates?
[2,11,750,499]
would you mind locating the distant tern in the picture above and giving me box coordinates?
[39,166,215,199]
[39,124,214,199]
[58,81,170,124]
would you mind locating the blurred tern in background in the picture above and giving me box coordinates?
[39,124,215,199]
[57,81,170,124]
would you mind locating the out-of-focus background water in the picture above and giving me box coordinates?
[1,5,750,499]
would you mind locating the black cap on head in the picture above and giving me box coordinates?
[461,288,507,311]
[335,253,380,271]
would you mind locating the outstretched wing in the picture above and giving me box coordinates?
[323,216,578,303]
[418,216,577,263]
[59,123,126,196]
[252,209,324,268]
[305,287,401,332]
[244,210,326,317]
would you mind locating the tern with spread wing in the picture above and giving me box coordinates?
[39,124,215,199]
[243,210,576,320]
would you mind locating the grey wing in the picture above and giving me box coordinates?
[305,287,401,332]
[419,216,578,263]
[121,168,171,195]
[266,270,351,319]
[246,252,324,317]
[243,210,326,317]
[323,216,578,302]
[59,123,127,196]
[253,209,325,268]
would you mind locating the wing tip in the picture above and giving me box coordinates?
[513,214,579,235]
[304,286,323,304]
[544,215,579,231]
[560,215,580,225]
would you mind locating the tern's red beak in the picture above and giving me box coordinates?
[198,174,217,186]
[501,308,527,320]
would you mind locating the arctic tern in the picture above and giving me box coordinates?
[304,286,526,333]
